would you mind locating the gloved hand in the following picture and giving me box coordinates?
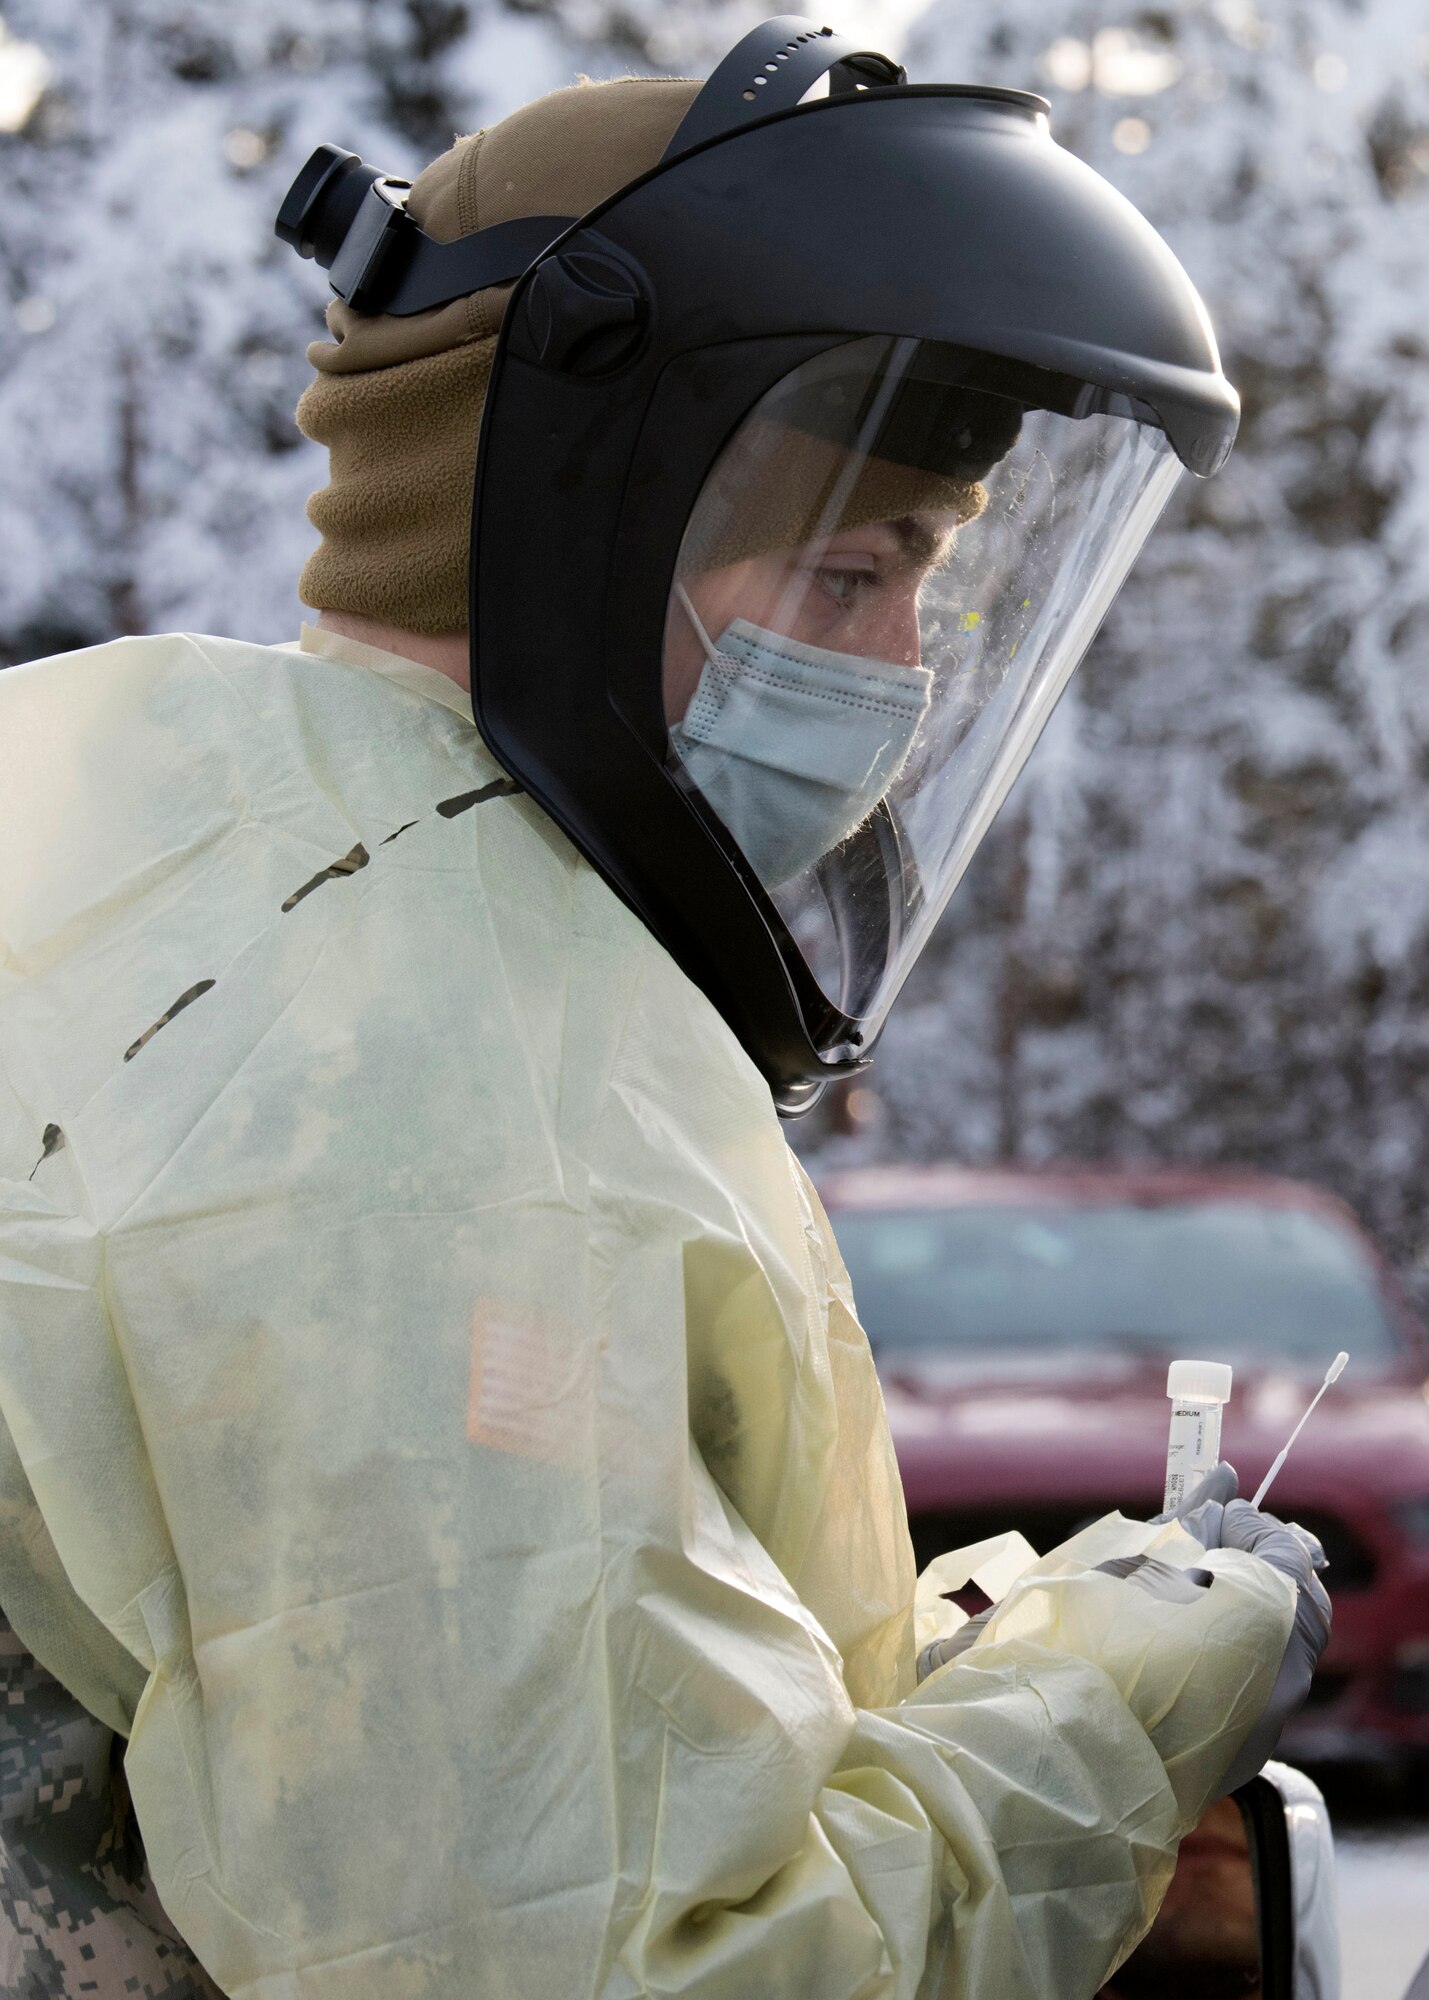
[1153,1459,1239,1548]
[1094,1553,1213,1599]
[1210,1498,1333,1796]
[918,1478,1335,1719]
[1099,1500,1333,1798]
[917,1613,991,1681]
[918,1471,1249,1679]
[1154,1461,1328,1573]
[1151,1471,1333,1790]
[918,1552,1217,1680]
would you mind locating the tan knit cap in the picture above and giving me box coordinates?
[677,419,985,579]
[296,75,985,632]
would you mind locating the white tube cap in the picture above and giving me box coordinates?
[1167,1359,1233,1404]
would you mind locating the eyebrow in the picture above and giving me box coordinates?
[888,515,956,569]
[800,513,957,575]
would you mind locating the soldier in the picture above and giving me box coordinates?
[0,21,1329,1996]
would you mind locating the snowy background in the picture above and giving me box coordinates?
[2,0,1427,1300]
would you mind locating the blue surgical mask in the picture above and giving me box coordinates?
[669,588,932,889]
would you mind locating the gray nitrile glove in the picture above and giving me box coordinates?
[917,1613,991,1681]
[1153,1459,1239,1548]
[917,1477,1333,1698]
[918,1547,1219,1680]
[1154,1460,1329,1574]
[1210,1497,1333,1796]
[918,1466,1252,1680]
[1094,1510,1332,1798]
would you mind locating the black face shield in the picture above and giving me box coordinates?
[278,16,1238,1116]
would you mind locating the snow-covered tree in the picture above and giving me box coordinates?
[848,0,1429,1303]
[0,0,594,658]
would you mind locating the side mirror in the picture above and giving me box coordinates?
[1095,1760,1339,1999]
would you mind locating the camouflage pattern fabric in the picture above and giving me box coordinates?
[0,1615,225,1998]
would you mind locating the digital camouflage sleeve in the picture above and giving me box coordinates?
[0,1614,224,1998]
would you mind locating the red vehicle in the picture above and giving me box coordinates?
[818,1163,1429,1769]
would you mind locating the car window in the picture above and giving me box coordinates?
[831,1200,1401,1367]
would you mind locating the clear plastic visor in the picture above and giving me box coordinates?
[663,335,1182,1048]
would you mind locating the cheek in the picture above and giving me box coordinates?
[844,589,924,667]
[664,562,784,725]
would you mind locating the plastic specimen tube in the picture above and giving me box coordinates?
[1164,1359,1234,1513]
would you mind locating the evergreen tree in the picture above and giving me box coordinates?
[856,0,1429,1303]
[0,0,586,658]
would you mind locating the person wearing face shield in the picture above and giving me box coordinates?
[0,22,1330,2000]
[664,428,983,895]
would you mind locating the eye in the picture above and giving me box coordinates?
[814,565,877,606]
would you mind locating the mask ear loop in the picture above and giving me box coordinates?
[675,583,725,665]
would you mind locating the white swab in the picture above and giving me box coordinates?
[1251,1351,1349,1509]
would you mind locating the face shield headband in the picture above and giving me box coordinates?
[276,16,1239,1115]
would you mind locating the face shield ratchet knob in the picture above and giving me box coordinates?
[523,251,650,374]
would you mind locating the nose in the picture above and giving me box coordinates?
[854,583,922,669]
